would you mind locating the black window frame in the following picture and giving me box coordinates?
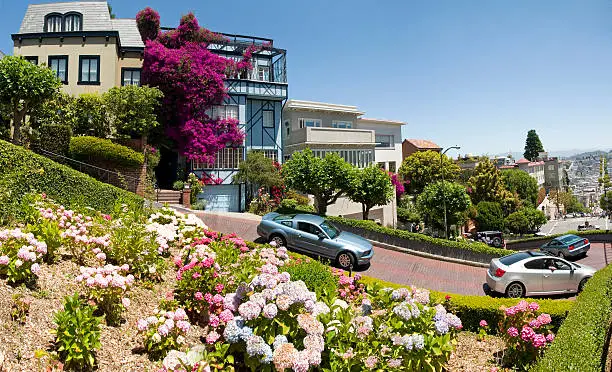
[63,12,83,32]
[78,55,100,85]
[297,222,323,236]
[121,67,142,86]
[24,56,38,65]
[48,55,69,84]
[44,13,63,33]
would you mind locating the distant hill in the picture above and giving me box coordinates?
[495,148,611,160]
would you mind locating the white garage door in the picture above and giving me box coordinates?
[200,185,240,212]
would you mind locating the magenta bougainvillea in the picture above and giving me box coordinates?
[389,172,405,197]
[136,9,258,164]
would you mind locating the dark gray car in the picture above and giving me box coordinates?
[257,212,373,269]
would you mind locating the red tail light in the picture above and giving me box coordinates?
[569,245,575,251]
[584,239,589,245]
[495,268,506,277]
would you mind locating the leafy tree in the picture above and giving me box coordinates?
[103,85,163,138]
[502,169,539,207]
[475,201,505,231]
[0,56,61,143]
[467,158,505,205]
[398,150,460,195]
[505,208,547,235]
[234,151,283,203]
[348,165,394,220]
[523,129,545,161]
[417,181,471,236]
[30,92,76,129]
[72,93,111,137]
[601,191,612,215]
[282,149,356,215]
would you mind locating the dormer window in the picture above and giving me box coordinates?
[44,12,82,32]
[45,13,63,32]
[64,13,82,32]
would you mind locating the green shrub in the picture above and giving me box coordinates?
[69,136,144,167]
[52,294,102,370]
[531,264,612,372]
[328,216,514,257]
[276,198,316,214]
[172,180,185,191]
[397,205,421,223]
[475,201,504,231]
[0,139,142,224]
[38,124,72,156]
[191,199,207,210]
[283,259,337,298]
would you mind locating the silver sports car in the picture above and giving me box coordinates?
[257,212,373,269]
[486,251,596,298]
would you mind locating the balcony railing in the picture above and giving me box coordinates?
[285,127,375,147]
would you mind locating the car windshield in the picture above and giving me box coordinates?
[560,235,578,243]
[500,252,533,266]
[320,221,340,239]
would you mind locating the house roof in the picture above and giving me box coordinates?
[16,1,143,49]
[284,100,364,115]
[516,158,530,164]
[358,117,405,126]
[403,139,441,149]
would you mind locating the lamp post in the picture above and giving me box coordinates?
[441,146,460,239]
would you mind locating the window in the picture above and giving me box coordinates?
[284,121,291,137]
[257,66,270,81]
[122,68,141,86]
[297,222,322,236]
[332,121,352,129]
[298,118,321,128]
[378,162,386,170]
[263,110,274,128]
[64,13,82,32]
[375,134,394,148]
[193,147,244,170]
[524,259,545,270]
[78,56,100,85]
[252,149,278,162]
[24,56,38,65]
[281,221,292,228]
[548,165,555,171]
[45,14,63,32]
[320,221,339,239]
[211,105,239,120]
[552,259,571,270]
[388,161,396,173]
[48,56,68,84]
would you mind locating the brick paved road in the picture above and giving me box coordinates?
[193,212,609,296]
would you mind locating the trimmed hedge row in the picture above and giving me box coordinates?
[0,139,142,221]
[39,124,72,156]
[359,275,573,335]
[328,216,514,260]
[70,136,144,167]
[531,263,612,372]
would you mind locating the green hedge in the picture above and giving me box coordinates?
[359,275,572,334]
[283,258,337,298]
[531,264,612,372]
[328,216,514,257]
[0,139,142,222]
[39,124,72,156]
[69,136,144,167]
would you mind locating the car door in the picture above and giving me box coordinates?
[546,240,562,254]
[522,258,546,294]
[295,221,325,254]
[542,258,573,292]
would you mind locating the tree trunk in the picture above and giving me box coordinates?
[12,106,24,144]
[362,204,370,221]
[314,195,327,215]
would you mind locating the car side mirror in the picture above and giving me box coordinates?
[548,266,556,272]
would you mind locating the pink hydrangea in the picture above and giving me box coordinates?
[546,333,555,342]
[479,320,488,327]
[537,313,552,325]
[529,319,541,329]
[205,331,220,344]
[219,309,234,323]
[507,327,519,337]
[521,326,535,342]
[0,255,9,265]
[528,302,540,311]
[194,292,203,301]
[532,333,547,348]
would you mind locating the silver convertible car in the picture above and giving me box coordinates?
[486,251,596,298]
[257,213,374,269]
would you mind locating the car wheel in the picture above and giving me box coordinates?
[269,234,286,248]
[492,237,502,248]
[336,251,355,270]
[505,282,525,298]
[578,277,590,293]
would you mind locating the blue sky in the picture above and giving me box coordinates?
[1,0,611,156]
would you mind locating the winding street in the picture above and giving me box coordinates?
[191,211,607,296]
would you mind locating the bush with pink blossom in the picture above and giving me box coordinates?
[137,307,192,360]
[76,264,134,326]
[333,269,366,304]
[0,228,46,284]
[498,300,555,368]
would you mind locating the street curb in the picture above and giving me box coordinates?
[369,239,490,268]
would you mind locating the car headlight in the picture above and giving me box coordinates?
[362,250,372,257]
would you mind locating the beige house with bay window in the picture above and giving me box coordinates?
[12,1,144,96]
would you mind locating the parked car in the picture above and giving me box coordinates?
[540,234,590,258]
[486,251,595,298]
[256,212,374,269]
[474,231,505,248]
[577,221,600,231]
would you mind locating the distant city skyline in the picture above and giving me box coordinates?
[1,0,611,154]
